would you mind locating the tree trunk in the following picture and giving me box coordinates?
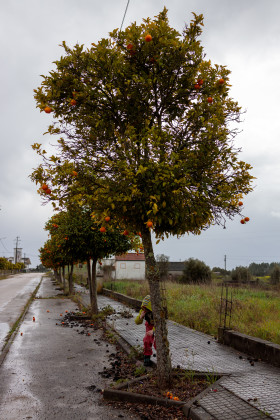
[62,266,66,291]
[87,259,93,303]
[68,263,74,295]
[141,228,172,389]
[90,257,98,314]
[54,269,59,281]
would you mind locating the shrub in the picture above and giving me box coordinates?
[270,265,280,285]
[180,258,211,284]
[231,266,251,283]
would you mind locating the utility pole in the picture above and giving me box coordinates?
[14,236,21,264]
[224,255,227,272]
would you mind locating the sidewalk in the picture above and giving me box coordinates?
[82,290,280,419]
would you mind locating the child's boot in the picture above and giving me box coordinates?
[144,355,151,366]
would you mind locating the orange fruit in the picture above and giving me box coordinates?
[100,226,106,233]
[72,170,78,176]
[218,78,225,84]
[70,99,77,106]
[123,230,129,236]
[240,219,245,224]
[238,201,243,206]
[145,34,152,42]
[197,79,203,85]
[194,84,200,89]
[146,221,153,228]
[207,97,213,103]
[244,217,250,222]
[45,188,51,194]
[127,43,133,50]
[42,183,48,190]
[105,216,110,222]
[21,332,23,336]
[44,106,52,113]
[33,317,35,322]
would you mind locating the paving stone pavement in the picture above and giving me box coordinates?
[81,291,280,419]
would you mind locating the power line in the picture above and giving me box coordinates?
[120,0,130,32]
[0,237,9,252]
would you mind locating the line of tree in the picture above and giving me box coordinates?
[40,205,140,313]
[248,262,280,277]
[30,9,253,388]
[0,257,25,270]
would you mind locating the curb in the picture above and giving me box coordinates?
[0,276,43,368]
[103,374,225,417]
[103,388,185,408]
[183,376,226,419]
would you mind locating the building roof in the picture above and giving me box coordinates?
[168,262,185,271]
[115,253,145,261]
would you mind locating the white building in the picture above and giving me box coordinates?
[98,253,146,280]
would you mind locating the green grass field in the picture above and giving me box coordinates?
[103,280,280,345]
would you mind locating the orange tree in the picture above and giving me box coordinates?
[39,237,67,281]
[31,9,253,387]
[45,206,139,313]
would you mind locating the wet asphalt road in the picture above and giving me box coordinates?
[0,276,139,420]
[0,273,42,350]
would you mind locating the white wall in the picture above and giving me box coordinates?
[116,260,145,280]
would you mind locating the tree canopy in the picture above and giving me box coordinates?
[181,257,211,284]
[31,9,253,236]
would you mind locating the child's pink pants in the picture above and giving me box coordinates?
[143,321,156,356]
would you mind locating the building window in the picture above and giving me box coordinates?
[120,263,126,269]
[134,263,140,269]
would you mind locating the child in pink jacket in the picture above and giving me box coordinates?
[135,295,156,366]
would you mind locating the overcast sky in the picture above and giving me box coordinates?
[0,0,280,269]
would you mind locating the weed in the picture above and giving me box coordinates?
[101,305,116,316]
[105,330,117,343]
[134,366,146,377]
[184,370,196,382]
[129,345,144,360]
[205,369,219,385]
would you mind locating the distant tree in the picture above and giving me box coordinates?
[248,262,270,277]
[13,262,25,270]
[36,264,47,272]
[270,265,280,285]
[180,258,211,284]
[0,258,9,270]
[156,254,169,279]
[212,266,230,276]
[231,266,251,283]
